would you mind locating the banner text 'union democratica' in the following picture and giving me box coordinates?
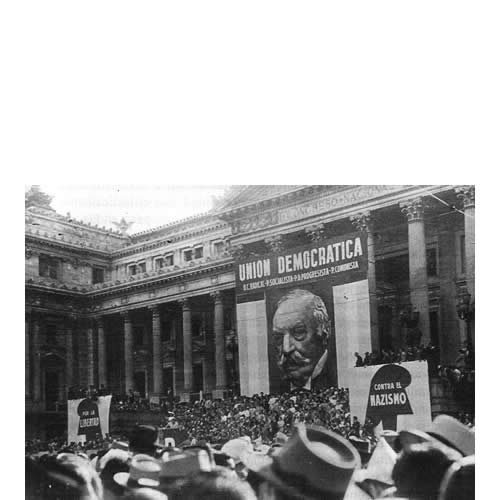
[235,232,368,295]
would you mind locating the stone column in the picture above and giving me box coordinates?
[437,221,461,363]
[401,198,431,345]
[65,316,74,391]
[97,317,107,388]
[25,311,31,398]
[150,305,163,396]
[32,314,41,401]
[350,212,380,352]
[87,321,95,388]
[455,186,475,299]
[181,299,193,398]
[123,312,134,394]
[212,291,227,398]
[455,185,475,349]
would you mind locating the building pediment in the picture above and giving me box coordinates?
[214,185,307,213]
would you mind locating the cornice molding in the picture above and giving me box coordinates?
[26,206,126,237]
[114,221,230,259]
[25,234,112,259]
[26,258,234,299]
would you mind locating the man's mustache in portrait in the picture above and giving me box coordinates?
[279,350,311,372]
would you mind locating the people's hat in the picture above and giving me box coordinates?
[159,449,212,481]
[221,437,254,464]
[245,424,361,500]
[113,454,161,489]
[111,440,130,452]
[129,425,163,453]
[427,415,475,456]
[399,415,475,457]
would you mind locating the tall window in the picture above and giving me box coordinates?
[134,326,145,347]
[164,254,174,266]
[92,267,105,284]
[192,312,204,337]
[154,257,164,271]
[138,262,146,273]
[184,249,193,262]
[430,310,440,347]
[426,248,438,277]
[46,324,57,345]
[128,264,137,276]
[194,246,204,259]
[161,317,177,342]
[375,254,409,285]
[39,255,59,279]
[213,241,225,257]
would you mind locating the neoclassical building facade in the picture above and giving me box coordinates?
[25,185,474,416]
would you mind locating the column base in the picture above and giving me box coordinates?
[212,388,226,400]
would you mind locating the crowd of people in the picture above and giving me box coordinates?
[27,348,475,499]
[353,344,436,367]
[353,343,442,375]
[25,393,475,500]
[157,387,376,447]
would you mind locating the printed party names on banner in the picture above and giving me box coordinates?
[236,233,367,294]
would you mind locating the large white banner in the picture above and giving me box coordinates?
[67,395,112,444]
[237,300,270,396]
[333,279,372,388]
[346,361,432,435]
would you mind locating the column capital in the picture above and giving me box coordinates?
[455,185,475,209]
[264,235,284,253]
[96,317,105,328]
[400,198,425,222]
[148,304,161,316]
[120,310,131,322]
[180,298,191,311]
[305,223,326,242]
[64,314,77,327]
[350,212,374,233]
[211,291,224,304]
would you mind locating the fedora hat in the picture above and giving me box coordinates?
[399,415,474,457]
[129,425,163,453]
[427,415,474,456]
[114,454,161,489]
[159,449,212,481]
[245,424,361,500]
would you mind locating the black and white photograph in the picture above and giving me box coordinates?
[24,184,475,500]
[4,1,495,498]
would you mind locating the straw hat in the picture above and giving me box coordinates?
[113,454,161,489]
[399,415,475,456]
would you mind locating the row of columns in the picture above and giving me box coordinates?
[115,292,228,397]
[26,293,230,402]
[350,200,432,347]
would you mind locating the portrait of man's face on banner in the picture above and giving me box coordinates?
[266,283,337,392]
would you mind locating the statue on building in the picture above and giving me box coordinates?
[112,217,134,235]
[25,185,54,211]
